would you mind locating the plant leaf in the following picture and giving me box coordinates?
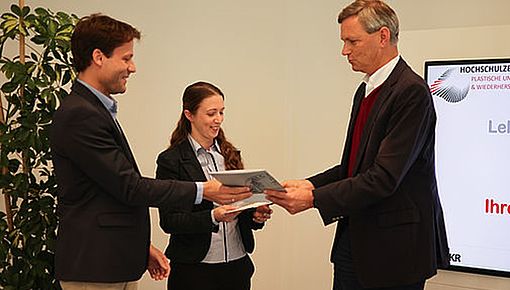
[1,81,18,93]
[10,4,21,17]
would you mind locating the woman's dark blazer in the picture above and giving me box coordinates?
[156,139,264,263]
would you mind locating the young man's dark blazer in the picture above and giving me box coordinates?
[156,140,264,263]
[309,58,450,288]
[50,81,196,282]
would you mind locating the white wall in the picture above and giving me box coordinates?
[2,0,510,289]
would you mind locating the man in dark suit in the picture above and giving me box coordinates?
[50,14,251,290]
[265,1,449,289]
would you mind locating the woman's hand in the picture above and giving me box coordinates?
[252,205,272,223]
[213,205,241,222]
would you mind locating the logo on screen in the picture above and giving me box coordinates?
[429,68,470,103]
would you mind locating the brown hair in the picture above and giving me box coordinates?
[71,13,141,72]
[170,81,243,170]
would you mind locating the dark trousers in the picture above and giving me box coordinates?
[332,226,424,290]
[167,255,254,290]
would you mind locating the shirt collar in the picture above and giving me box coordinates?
[188,135,221,154]
[362,55,400,97]
[77,78,118,117]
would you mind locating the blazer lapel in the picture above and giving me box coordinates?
[72,82,140,174]
[178,141,208,182]
[114,120,141,174]
[177,140,214,208]
[351,59,407,175]
[342,83,366,166]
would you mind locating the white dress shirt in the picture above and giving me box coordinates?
[362,55,400,97]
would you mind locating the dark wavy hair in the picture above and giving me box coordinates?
[169,81,243,170]
[71,13,141,72]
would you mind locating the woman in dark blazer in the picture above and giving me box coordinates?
[156,81,272,290]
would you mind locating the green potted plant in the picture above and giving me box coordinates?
[0,3,78,289]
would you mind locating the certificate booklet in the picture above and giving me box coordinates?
[209,169,285,212]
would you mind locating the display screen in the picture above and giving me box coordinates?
[425,58,510,277]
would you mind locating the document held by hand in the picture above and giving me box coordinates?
[209,169,285,192]
[209,169,285,212]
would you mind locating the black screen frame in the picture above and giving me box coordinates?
[425,57,510,279]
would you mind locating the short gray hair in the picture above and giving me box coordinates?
[338,0,399,44]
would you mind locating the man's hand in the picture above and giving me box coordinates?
[282,179,315,190]
[265,187,314,215]
[203,179,252,205]
[147,244,170,281]
[252,204,273,223]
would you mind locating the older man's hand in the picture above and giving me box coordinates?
[265,187,314,215]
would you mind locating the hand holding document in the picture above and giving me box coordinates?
[265,179,315,215]
[282,179,315,190]
[213,205,242,222]
[203,178,252,205]
[209,169,285,213]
